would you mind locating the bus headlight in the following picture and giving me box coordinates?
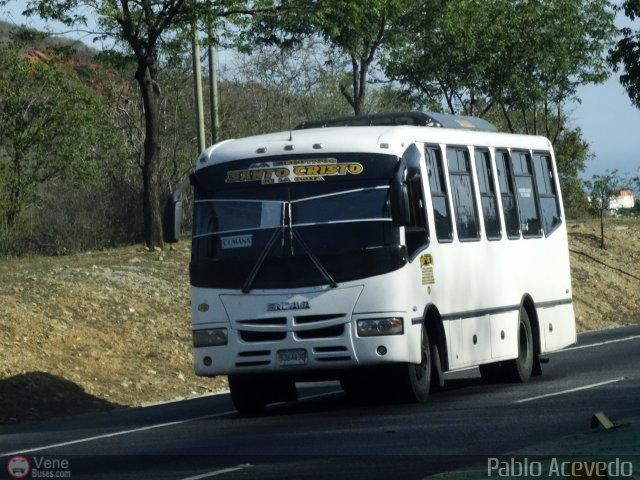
[193,328,228,347]
[357,318,404,337]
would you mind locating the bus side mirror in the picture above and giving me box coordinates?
[162,177,192,244]
[163,195,182,243]
[390,178,411,226]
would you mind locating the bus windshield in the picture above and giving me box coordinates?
[190,181,405,290]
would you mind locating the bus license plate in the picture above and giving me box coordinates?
[278,349,307,366]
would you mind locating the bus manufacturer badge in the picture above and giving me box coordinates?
[420,254,435,285]
[267,300,310,311]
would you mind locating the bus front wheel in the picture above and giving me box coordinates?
[396,325,431,402]
[228,374,267,415]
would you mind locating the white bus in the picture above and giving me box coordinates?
[164,111,576,414]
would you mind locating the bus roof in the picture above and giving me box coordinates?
[295,111,499,131]
[196,125,553,170]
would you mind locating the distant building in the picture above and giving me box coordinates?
[609,189,634,211]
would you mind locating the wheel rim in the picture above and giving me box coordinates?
[518,319,530,364]
[414,331,429,380]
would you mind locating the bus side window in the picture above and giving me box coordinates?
[447,147,480,241]
[425,145,453,242]
[404,146,429,256]
[474,149,501,240]
[533,152,562,235]
[511,151,542,238]
[496,150,520,239]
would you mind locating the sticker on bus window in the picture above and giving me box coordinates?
[221,234,253,249]
[420,254,435,285]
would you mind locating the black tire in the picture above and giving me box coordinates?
[396,325,431,402]
[480,305,534,384]
[228,374,267,415]
[430,341,445,391]
[505,306,534,383]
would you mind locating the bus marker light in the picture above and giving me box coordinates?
[377,346,387,356]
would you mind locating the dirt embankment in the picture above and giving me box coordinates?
[0,218,638,424]
[567,219,640,331]
[0,245,227,424]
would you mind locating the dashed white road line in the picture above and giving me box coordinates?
[515,377,626,404]
[3,333,638,457]
[178,464,253,480]
[561,334,640,352]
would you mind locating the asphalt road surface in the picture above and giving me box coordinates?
[2,325,639,479]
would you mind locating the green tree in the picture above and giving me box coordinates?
[609,1,640,108]
[242,0,415,115]
[7,0,255,250]
[384,0,615,134]
[384,0,614,218]
[221,41,409,136]
[584,170,622,249]
[553,127,592,218]
[0,44,106,248]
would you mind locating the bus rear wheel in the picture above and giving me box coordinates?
[505,306,534,383]
[479,306,534,384]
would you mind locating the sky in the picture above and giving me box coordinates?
[3,3,639,182]
[573,80,640,181]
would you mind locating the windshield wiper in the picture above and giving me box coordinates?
[243,202,288,294]
[242,200,338,292]
[291,228,338,288]
[242,227,281,294]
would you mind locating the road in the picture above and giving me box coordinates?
[1,325,639,479]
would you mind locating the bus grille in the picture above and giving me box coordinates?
[236,313,348,343]
[234,313,352,366]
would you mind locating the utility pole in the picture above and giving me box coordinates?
[208,20,220,144]
[191,20,206,153]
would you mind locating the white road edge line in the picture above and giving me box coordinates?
[0,411,235,458]
[0,391,340,458]
[515,377,625,404]
[561,334,640,352]
[178,464,253,480]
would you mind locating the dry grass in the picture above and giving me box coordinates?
[0,217,638,424]
[0,245,226,424]
[568,218,640,331]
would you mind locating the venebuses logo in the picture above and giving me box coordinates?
[6,455,72,479]
[7,456,30,479]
